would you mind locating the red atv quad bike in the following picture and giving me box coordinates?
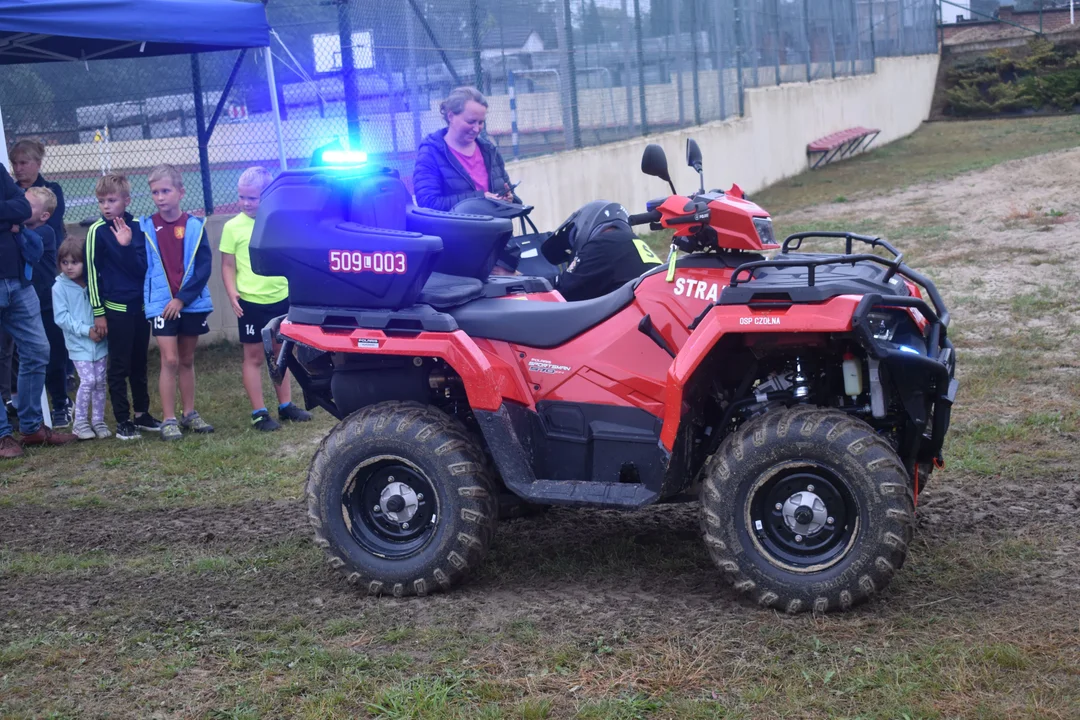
[250,139,957,613]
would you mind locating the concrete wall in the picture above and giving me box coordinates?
[188,54,938,344]
[507,54,941,232]
[43,63,872,175]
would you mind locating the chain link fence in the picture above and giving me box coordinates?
[1,0,939,223]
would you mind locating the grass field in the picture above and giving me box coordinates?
[3,116,1080,719]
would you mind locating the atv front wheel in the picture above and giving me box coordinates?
[700,408,914,613]
[306,401,497,597]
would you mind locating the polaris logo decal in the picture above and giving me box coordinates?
[528,358,571,375]
[674,278,720,302]
[357,338,381,349]
[694,210,710,221]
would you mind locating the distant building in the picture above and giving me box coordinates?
[941,3,1079,44]
[942,0,973,23]
[972,0,1001,19]
[480,27,545,61]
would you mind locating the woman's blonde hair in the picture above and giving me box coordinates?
[439,86,488,124]
[10,139,45,165]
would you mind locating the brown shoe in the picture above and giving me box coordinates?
[0,435,23,458]
[19,425,77,447]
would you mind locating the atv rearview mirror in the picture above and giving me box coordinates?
[686,138,703,172]
[641,144,677,195]
[686,138,705,195]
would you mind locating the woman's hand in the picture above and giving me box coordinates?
[484,192,511,202]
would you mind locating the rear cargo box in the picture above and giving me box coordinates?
[250,167,441,310]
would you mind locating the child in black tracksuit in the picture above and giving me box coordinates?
[85,174,161,440]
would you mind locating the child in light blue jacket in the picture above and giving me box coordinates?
[52,237,110,440]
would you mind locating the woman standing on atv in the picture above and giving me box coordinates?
[413,87,516,212]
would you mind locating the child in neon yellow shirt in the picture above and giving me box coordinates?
[220,167,312,431]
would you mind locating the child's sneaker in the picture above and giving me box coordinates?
[133,412,162,432]
[73,419,96,441]
[115,420,141,441]
[252,409,281,432]
[180,411,214,434]
[160,419,182,442]
[93,422,112,439]
[51,402,72,429]
[278,403,312,423]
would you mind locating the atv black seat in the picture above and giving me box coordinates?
[406,206,513,281]
[447,280,636,348]
[720,254,910,306]
[482,275,553,296]
[417,273,485,309]
[417,273,554,311]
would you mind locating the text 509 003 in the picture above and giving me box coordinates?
[328,250,408,274]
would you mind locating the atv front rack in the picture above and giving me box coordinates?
[722,231,950,330]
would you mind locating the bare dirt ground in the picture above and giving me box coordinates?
[3,141,1080,719]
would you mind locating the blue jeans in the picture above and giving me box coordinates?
[0,279,48,437]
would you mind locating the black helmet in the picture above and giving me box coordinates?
[452,196,533,219]
[542,200,630,265]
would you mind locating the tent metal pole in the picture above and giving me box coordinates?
[190,53,214,215]
[206,49,248,139]
[336,0,362,149]
[264,46,287,171]
[0,102,9,170]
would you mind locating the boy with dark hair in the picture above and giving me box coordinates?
[220,166,311,430]
[86,174,162,440]
[142,164,214,441]
[23,186,72,428]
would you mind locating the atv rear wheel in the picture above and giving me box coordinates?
[306,401,497,597]
[700,408,914,613]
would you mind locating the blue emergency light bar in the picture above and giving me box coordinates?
[320,149,369,165]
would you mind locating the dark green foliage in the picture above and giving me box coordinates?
[945,37,1080,116]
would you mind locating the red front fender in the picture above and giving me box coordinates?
[659,296,863,451]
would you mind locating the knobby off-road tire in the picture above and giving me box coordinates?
[700,407,914,614]
[306,401,498,597]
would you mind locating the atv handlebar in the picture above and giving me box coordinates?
[629,210,662,226]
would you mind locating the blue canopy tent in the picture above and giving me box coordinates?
[0,0,284,213]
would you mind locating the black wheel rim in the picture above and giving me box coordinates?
[747,463,858,572]
[342,457,439,559]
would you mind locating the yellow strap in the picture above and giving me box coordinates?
[665,244,678,283]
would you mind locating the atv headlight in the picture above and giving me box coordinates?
[866,311,898,342]
[753,217,775,246]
